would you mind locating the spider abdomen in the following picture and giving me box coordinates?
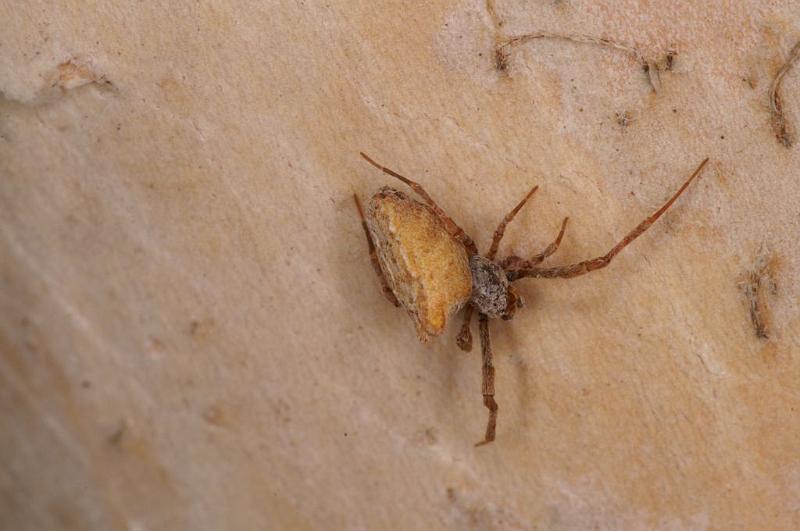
[365,187,472,341]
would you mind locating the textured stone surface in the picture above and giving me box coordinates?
[2,1,799,529]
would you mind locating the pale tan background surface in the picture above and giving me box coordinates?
[2,1,799,530]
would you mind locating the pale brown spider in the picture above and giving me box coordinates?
[355,152,709,446]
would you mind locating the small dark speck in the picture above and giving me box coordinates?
[578,107,583,112]
[344,432,348,437]
[108,421,126,445]
[720,135,725,140]
[81,380,91,388]
[672,108,677,113]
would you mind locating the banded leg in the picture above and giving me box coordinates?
[509,158,709,281]
[456,305,474,351]
[353,194,400,306]
[502,217,569,270]
[475,314,498,446]
[360,152,479,256]
[487,185,539,259]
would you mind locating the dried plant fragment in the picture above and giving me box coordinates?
[616,110,633,127]
[769,40,800,147]
[497,32,675,92]
[108,419,127,445]
[484,0,508,72]
[52,58,112,91]
[741,248,779,340]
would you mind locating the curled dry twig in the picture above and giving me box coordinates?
[741,245,778,340]
[769,40,800,147]
[497,32,675,92]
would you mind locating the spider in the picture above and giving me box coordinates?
[354,152,709,446]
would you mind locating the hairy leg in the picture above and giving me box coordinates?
[509,158,709,281]
[487,185,539,259]
[475,314,498,446]
[353,194,400,306]
[456,304,474,351]
[502,217,569,270]
[360,152,479,256]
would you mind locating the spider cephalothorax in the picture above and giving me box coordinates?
[355,152,709,445]
[469,255,521,320]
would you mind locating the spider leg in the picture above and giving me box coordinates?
[353,194,400,306]
[360,152,479,256]
[508,158,709,281]
[502,217,569,270]
[475,313,498,446]
[527,217,570,265]
[487,185,539,260]
[456,304,474,351]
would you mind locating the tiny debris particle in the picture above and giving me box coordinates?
[616,110,632,127]
[665,51,675,71]
[54,58,108,91]
[203,404,226,426]
[495,48,509,73]
[108,420,126,445]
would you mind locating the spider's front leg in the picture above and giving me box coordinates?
[360,152,479,256]
[353,194,400,307]
[509,158,709,281]
[502,216,570,271]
